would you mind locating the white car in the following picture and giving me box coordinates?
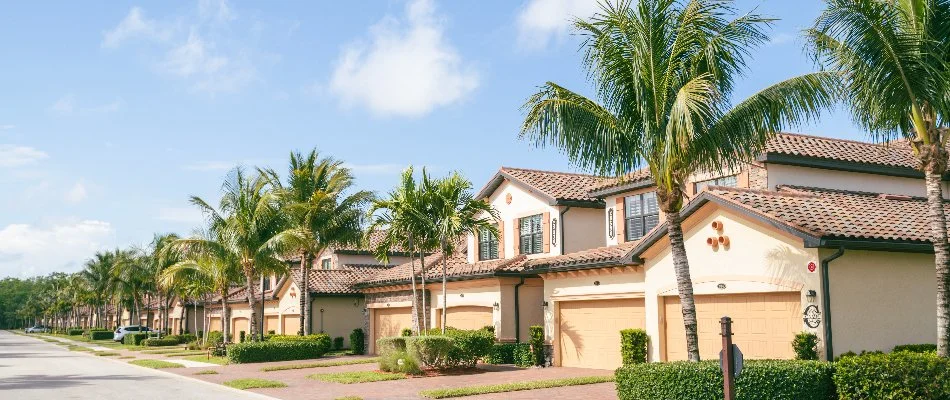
[25,325,50,333]
[113,325,151,342]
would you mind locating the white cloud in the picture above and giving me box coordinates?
[767,32,795,47]
[199,0,236,23]
[65,181,88,203]
[101,7,171,48]
[157,206,204,224]
[182,160,234,171]
[0,144,49,167]
[0,124,14,130]
[516,0,600,49]
[328,0,478,117]
[49,94,122,116]
[0,220,113,278]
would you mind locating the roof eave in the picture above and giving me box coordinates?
[759,153,930,180]
[808,238,934,253]
[588,178,656,198]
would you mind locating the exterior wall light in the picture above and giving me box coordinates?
[493,302,500,310]
[806,290,817,302]
[542,301,549,308]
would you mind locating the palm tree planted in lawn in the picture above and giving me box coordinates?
[807,0,950,357]
[427,172,498,333]
[521,0,837,360]
[263,150,374,336]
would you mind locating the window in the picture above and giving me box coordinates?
[478,227,499,260]
[262,277,271,291]
[693,175,738,193]
[625,192,659,241]
[519,214,543,255]
[321,258,331,270]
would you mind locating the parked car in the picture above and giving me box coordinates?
[113,325,151,342]
[24,325,50,333]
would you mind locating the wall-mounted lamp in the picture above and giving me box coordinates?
[492,302,500,311]
[459,293,465,298]
[806,290,817,302]
[542,301,549,308]
[593,281,601,286]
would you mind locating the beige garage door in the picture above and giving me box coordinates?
[232,317,249,338]
[558,298,645,369]
[437,306,493,331]
[209,317,222,332]
[282,314,300,335]
[265,315,279,334]
[664,292,801,361]
[374,307,412,344]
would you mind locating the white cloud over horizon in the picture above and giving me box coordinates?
[328,0,478,117]
[516,0,600,50]
[0,144,49,168]
[0,220,114,278]
[65,181,88,203]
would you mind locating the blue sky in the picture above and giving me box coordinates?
[0,0,863,278]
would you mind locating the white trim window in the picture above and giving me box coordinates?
[320,258,331,270]
[624,192,659,241]
[519,214,543,255]
[478,227,499,260]
[694,175,738,193]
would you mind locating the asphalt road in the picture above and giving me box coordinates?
[0,330,273,399]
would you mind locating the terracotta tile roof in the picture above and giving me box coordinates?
[357,252,447,287]
[706,185,945,243]
[763,132,918,170]
[476,167,607,207]
[521,241,639,271]
[424,254,528,279]
[587,167,654,194]
[289,266,383,295]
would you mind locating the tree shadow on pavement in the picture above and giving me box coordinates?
[0,374,160,390]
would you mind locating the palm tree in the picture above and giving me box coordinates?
[263,150,374,336]
[807,0,950,358]
[114,249,151,327]
[144,233,181,333]
[427,172,498,333]
[520,0,836,361]
[80,252,114,327]
[177,168,290,342]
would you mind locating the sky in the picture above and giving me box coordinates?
[0,0,865,279]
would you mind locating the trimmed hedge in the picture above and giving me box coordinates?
[834,351,950,399]
[206,331,225,345]
[401,328,413,337]
[333,336,344,350]
[227,339,331,364]
[892,343,938,353]
[67,329,84,336]
[377,337,407,354]
[620,329,648,366]
[124,333,149,345]
[615,360,836,400]
[142,338,179,347]
[406,335,454,369]
[441,328,494,368]
[268,334,331,344]
[349,328,365,355]
[166,334,197,344]
[486,343,533,367]
[89,330,113,341]
[793,332,819,360]
[529,325,545,367]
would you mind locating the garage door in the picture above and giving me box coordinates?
[437,306,493,331]
[209,317,222,332]
[265,315,279,334]
[374,307,412,344]
[558,298,645,369]
[232,317,249,338]
[282,314,300,335]
[664,292,800,361]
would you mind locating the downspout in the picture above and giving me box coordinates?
[559,206,572,255]
[514,276,525,343]
[820,246,845,361]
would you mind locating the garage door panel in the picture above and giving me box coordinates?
[438,306,493,331]
[664,292,800,361]
[558,298,645,369]
[374,307,412,343]
[282,315,300,335]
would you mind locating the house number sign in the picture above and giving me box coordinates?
[803,305,821,328]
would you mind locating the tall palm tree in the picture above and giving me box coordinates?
[80,252,114,327]
[807,0,950,357]
[114,249,151,327]
[427,172,498,333]
[521,0,836,361]
[145,233,181,333]
[176,168,290,342]
[263,150,374,336]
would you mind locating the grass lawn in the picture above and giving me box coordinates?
[128,359,185,369]
[94,351,121,356]
[118,356,135,359]
[324,349,352,357]
[183,355,228,365]
[193,370,219,375]
[261,358,378,372]
[67,345,94,352]
[223,378,287,390]
[308,371,406,384]
[419,376,615,399]
[141,348,190,355]
[163,351,208,357]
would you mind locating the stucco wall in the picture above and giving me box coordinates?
[542,270,646,344]
[826,249,937,355]
[470,180,561,263]
[563,207,606,254]
[431,280,500,333]
[766,163,945,197]
[310,296,365,348]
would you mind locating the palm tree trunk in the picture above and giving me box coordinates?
[245,271,259,342]
[667,210,701,361]
[420,249,428,334]
[179,300,186,335]
[407,235,420,334]
[221,293,230,343]
[925,170,950,357]
[300,252,311,336]
[441,242,448,334]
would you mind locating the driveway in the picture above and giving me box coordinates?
[0,330,273,399]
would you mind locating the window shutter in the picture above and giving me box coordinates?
[474,232,481,262]
[512,218,520,255]
[497,220,505,259]
[737,169,750,188]
[685,181,696,197]
[542,212,551,253]
[616,197,625,243]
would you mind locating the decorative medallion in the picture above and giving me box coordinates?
[607,209,615,239]
[807,261,818,273]
[551,218,558,247]
[505,193,512,205]
[803,305,821,328]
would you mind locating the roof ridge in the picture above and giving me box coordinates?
[778,184,931,200]
[775,131,907,149]
[706,185,820,199]
[500,166,603,178]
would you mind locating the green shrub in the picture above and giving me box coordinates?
[486,343,533,367]
[269,334,332,345]
[197,330,203,339]
[124,333,149,345]
[892,343,938,353]
[333,336,344,350]
[89,330,113,341]
[792,332,819,360]
[529,325,545,367]
[165,334,197,344]
[206,331,224,345]
[349,328,365,355]
[620,329,648,366]
[377,336,407,355]
[142,338,179,347]
[401,328,413,337]
[239,331,246,343]
[442,328,494,368]
[834,351,950,399]
[482,325,495,334]
[406,335,454,369]
[379,350,421,375]
[226,339,331,364]
[615,360,836,400]
[67,329,84,336]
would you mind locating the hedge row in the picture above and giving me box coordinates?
[267,334,330,343]
[834,351,950,399]
[615,360,836,400]
[226,337,331,364]
[142,338,179,347]
[88,330,113,341]
[67,329,84,336]
[349,328,365,355]
[165,334,197,344]
[485,343,533,367]
[124,333,149,345]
